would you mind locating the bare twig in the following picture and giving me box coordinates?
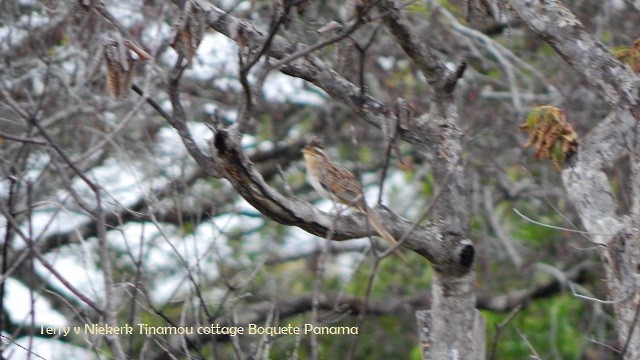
[512,208,596,236]
[347,257,381,360]
[0,131,47,145]
[0,205,104,314]
[380,154,462,259]
[517,328,541,359]
[483,186,523,268]
[489,304,523,360]
[377,98,404,205]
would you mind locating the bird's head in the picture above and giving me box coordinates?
[302,137,326,159]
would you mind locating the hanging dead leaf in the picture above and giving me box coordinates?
[170,0,206,66]
[519,106,578,171]
[103,37,151,98]
[104,40,136,98]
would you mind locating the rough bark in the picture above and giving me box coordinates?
[562,111,640,359]
[507,0,640,357]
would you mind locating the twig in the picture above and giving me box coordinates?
[489,303,523,360]
[512,208,597,235]
[517,328,541,359]
[0,335,46,360]
[236,2,288,129]
[0,205,104,314]
[347,252,381,360]
[377,98,403,205]
[310,200,342,360]
[483,186,522,267]
[0,131,47,145]
[380,154,462,258]
[131,84,173,122]
[267,4,372,70]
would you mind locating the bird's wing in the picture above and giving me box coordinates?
[319,163,366,208]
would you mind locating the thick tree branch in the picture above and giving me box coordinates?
[508,0,639,113]
[166,68,224,178]
[376,0,455,95]
[562,109,640,359]
[210,128,470,268]
[562,110,634,239]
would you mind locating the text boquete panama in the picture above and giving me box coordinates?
[41,323,358,336]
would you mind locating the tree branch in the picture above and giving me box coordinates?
[169,0,443,154]
[210,128,463,266]
[507,0,639,113]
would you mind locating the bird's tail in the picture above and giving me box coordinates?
[366,210,408,262]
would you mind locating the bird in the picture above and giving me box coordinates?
[302,137,407,261]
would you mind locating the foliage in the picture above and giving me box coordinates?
[485,295,587,359]
[520,106,578,171]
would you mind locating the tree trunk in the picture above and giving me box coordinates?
[418,272,485,359]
